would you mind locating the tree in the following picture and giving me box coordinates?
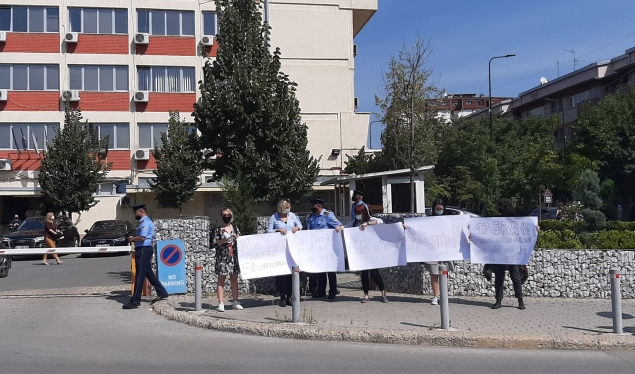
[375,37,443,212]
[572,169,602,210]
[149,111,202,215]
[343,146,377,175]
[38,107,111,219]
[219,168,258,235]
[193,0,318,205]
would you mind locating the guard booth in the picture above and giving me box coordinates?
[320,166,433,215]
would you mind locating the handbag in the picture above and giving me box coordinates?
[53,231,64,240]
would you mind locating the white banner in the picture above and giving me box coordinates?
[286,229,345,273]
[469,217,539,265]
[343,223,407,271]
[404,215,470,262]
[237,233,291,280]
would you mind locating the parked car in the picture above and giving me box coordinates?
[0,216,80,253]
[0,255,11,278]
[80,220,134,256]
[529,208,560,220]
[425,206,482,218]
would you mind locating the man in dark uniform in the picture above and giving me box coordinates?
[307,197,343,300]
[9,214,21,232]
[122,204,169,309]
[350,189,370,221]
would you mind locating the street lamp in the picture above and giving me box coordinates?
[488,54,516,139]
[368,120,383,149]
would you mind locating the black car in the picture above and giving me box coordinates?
[0,216,81,253]
[81,220,134,255]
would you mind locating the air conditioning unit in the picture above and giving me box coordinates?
[134,149,150,161]
[134,91,149,103]
[0,89,7,101]
[201,35,214,46]
[0,159,11,171]
[353,44,358,57]
[134,33,150,45]
[65,32,79,43]
[0,31,6,43]
[354,97,359,109]
[62,90,80,102]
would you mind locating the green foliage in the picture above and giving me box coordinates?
[343,147,378,175]
[605,221,635,231]
[149,111,202,214]
[194,0,318,204]
[572,169,602,210]
[38,107,111,218]
[580,208,606,230]
[537,219,586,233]
[219,169,258,235]
[536,230,583,249]
[536,229,635,250]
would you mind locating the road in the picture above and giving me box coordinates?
[1,297,634,374]
[0,253,130,291]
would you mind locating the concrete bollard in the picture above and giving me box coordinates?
[609,268,622,334]
[195,261,202,312]
[439,264,450,330]
[292,265,300,323]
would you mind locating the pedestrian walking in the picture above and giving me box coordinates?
[42,212,63,265]
[212,208,243,312]
[122,204,168,310]
[267,198,302,307]
[307,197,343,299]
[424,199,454,305]
[345,204,388,303]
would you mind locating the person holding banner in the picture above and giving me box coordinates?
[424,199,454,306]
[307,197,344,300]
[346,204,389,303]
[212,208,243,312]
[267,198,303,307]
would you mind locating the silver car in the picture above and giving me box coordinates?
[425,206,481,218]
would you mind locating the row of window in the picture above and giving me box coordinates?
[0,64,196,93]
[0,123,194,151]
[0,6,218,36]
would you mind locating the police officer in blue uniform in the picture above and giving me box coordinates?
[350,189,370,220]
[122,204,169,309]
[307,197,344,299]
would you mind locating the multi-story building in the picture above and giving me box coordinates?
[0,0,377,228]
[433,93,511,123]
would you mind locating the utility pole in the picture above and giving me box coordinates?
[563,49,577,72]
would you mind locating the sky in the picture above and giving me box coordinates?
[354,0,635,149]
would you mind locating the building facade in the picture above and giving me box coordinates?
[433,93,510,123]
[0,0,377,229]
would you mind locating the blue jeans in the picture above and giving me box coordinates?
[130,246,168,303]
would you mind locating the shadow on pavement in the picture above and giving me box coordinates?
[596,311,635,319]
[448,297,493,308]
[105,290,131,305]
[400,322,435,329]
[106,270,132,282]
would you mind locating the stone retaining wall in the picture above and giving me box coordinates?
[153,215,635,299]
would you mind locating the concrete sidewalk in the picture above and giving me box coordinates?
[156,273,635,349]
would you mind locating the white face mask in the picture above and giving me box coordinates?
[355,214,363,221]
[284,208,291,214]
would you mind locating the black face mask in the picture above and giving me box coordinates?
[310,207,318,214]
[222,216,232,224]
[135,215,141,221]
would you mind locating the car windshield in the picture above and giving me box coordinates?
[18,219,45,231]
[89,221,127,232]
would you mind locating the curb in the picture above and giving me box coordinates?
[152,302,635,350]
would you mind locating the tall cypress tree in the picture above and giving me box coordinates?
[38,107,111,219]
[193,0,318,204]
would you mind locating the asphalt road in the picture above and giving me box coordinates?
[2,297,635,374]
[0,253,131,291]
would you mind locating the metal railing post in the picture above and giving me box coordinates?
[610,268,622,334]
[195,260,202,312]
[292,265,300,323]
[439,264,450,330]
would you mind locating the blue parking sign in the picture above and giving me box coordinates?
[157,239,187,294]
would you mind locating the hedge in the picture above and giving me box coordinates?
[538,220,635,232]
[536,229,635,250]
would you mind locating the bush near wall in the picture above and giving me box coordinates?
[536,229,635,250]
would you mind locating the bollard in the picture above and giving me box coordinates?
[292,265,300,323]
[439,264,450,330]
[195,261,202,312]
[610,268,622,334]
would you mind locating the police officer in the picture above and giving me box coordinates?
[307,197,344,300]
[350,190,370,221]
[122,204,169,310]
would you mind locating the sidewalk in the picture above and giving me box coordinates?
[157,273,635,349]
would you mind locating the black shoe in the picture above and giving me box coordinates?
[122,302,140,309]
[278,299,287,307]
[315,293,327,298]
[518,298,526,310]
[327,294,336,300]
[285,297,292,306]
[491,299,502,309]
[336,289,340,295]
[150,294,168,304]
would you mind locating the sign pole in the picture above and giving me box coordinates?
[292,265,300,323]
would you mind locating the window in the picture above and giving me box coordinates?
[202,11,217,35]
[465,101,473,105]
[96,183,116,196]
[0,64,59,90]
[568,91,589,108]
[0,6,58,32]
[69,8,127,34]
[549,100,563,113]
[441,102,448,106]
[93,123,130,149]
[69,65,128,92]
[476,100,484,105]
[0,123,58,150]
[138,124,168,149]
[137,9,194,36]
[137,67,195,93]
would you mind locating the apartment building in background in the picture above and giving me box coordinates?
[0,0,378,228]
[433,93,511,123]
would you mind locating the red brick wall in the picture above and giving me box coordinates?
[135,153,157,170]
[0,151,42,171]
[69,92,130,112]
[203,39,218,58]
[105,150,131,170]
[135,93,196,113]
[66,34,129,55]
[0,92,60,112]
[135,36,196,56]
[0,33,60,53]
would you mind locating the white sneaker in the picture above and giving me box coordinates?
[217,302,225,312]
[431,297,439,306]
[232,301,243,310]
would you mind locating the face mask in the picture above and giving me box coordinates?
[222,216,232,224]
[310,207,318,214]
[434,210,443,216]
[135,215,142,220]
[351,195,358,202]
[284,209,291,214]
[355,214,363,221]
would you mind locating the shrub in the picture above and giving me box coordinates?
[580,231,635,250]
[536,230,583,249]
[538,219,586,232]
[605,221,635,231]
[581,208,606,230]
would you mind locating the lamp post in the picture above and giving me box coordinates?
[488,54,516,139]
[368,120,383,149]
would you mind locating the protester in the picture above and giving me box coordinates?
[346,204,388,303]
[267,198,302,307]
[350,189,370,221]
[42,212,63,265]
[212,208,243,312]
[424,199,454,305]
[9,214,21,232]
[307,197,343,299]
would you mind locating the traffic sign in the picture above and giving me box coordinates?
[157,239,187,294]
[543,188,553,198]
[160,244,182,267]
